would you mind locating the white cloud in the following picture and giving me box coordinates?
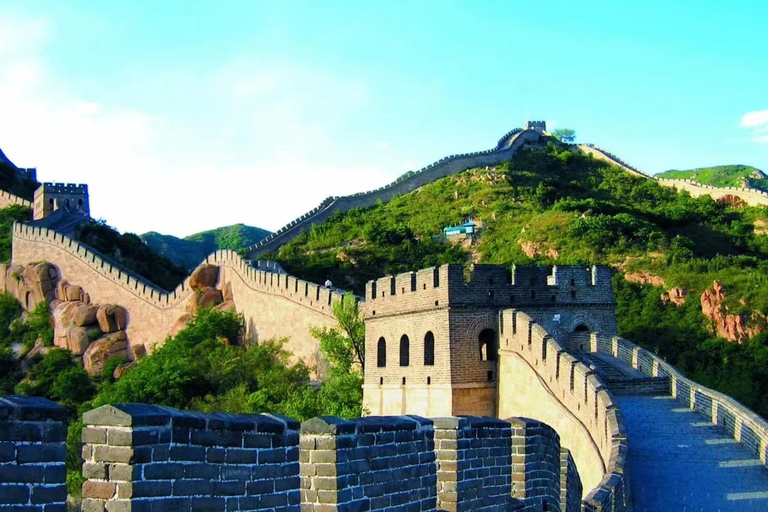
[741,110,768,144]
[741,110,768,128]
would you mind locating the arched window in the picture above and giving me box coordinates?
[424,332,435,366]
[400,335,410,367]
[479,328,497,362]
[377,337,386,368]
[574,324,590,332]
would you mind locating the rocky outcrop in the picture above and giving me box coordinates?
[519,240,559,259]
[50,281,129,374]
[624,272,665,287]
[716,194,747,208]
[83,331,128,376]
[661,287,687,306]
[0,262,58,309]
[700,280,765,343]
[189,264,219,290]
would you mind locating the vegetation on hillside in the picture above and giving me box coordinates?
[77,221,188,290]
[141,223,271,270]
[271,142,768,418]
[0,204,33,262]
[657,164,768,191]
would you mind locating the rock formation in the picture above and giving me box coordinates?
[0,262,58,309]
[700,280,765,343]
[661,287,687,306]
[624,272,665,287]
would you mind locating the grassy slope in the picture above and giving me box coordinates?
[271,142,768,417]
[141,224,271,270]
[657,164,768,190]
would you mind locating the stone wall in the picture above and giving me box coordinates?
[589,333,768,473]
[81,404,300,512]
[497,310,629,512]
[246,129,541,257]
[560,449,582,512]
[656,178,768,207]
[0,189,33,210]
[11,224,340,367]
[0,396,68,511]
[0,399,585,512]
[300,415,436,512]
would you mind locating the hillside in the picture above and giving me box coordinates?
[141,223,271,270]
[657,164,768,190]
[268,142,768,418]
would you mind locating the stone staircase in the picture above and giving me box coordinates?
[579,352,669,395]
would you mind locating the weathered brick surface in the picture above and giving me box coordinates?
[559,448,582,512]
[433,416,518,512]
[507,417,561,512]
[300,415,436,512]
[81,404,300,512]
[0,396,68,511]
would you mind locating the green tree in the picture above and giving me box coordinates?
[552,128,576,143]
[308,292,365,418]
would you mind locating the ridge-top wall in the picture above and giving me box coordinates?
[247,129,541,257]
[11,223,340,366]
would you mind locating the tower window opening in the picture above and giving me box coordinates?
[424,331,435,366]
[377,337,387,368]
[399,335,410,367]
[479,329,497,362]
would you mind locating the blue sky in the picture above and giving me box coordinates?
[0,1,766,236]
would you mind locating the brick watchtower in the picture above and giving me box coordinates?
[33,183,90,221]
[362,263,617,417]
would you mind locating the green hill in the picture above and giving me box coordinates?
[141,224,271,270]
[657,164,768,190]
[267,142,768,418]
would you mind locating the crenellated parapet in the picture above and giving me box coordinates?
[497,310,629,511]
[364,263,614,319]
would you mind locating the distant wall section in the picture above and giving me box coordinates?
[11,224,340,367]
[247,129,542,257]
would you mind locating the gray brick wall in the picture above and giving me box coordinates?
[300,415,436,512]
[80,404,300,512]
[559,448,582,512]
[433,416,516,512]
[508,417,562,512]
[0,396,68,511]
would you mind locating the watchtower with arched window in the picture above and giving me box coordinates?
[362,262,617,418]
[33,183,90,221]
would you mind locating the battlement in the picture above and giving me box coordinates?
[364,263,614,318]
[526,120,547,133]
[37,182,88,194]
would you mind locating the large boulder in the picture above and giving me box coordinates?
[73,305,99,327]
[189,264,219,291]
[64,284,83,302]
[171,314,192,335]
[96,305,127,333]
[83,331,128,376]
[214,300,236,312]
[198,288,223,309]
[61,326,98,355]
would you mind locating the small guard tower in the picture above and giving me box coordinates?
[33,183,90,221]
[525,120,547,133]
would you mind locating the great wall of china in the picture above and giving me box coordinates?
[2,125,768,510]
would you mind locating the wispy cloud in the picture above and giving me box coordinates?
[741,110,768,144]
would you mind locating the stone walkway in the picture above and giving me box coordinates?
[615,395,768,511]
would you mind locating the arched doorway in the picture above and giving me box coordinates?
[478,328,497,362]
